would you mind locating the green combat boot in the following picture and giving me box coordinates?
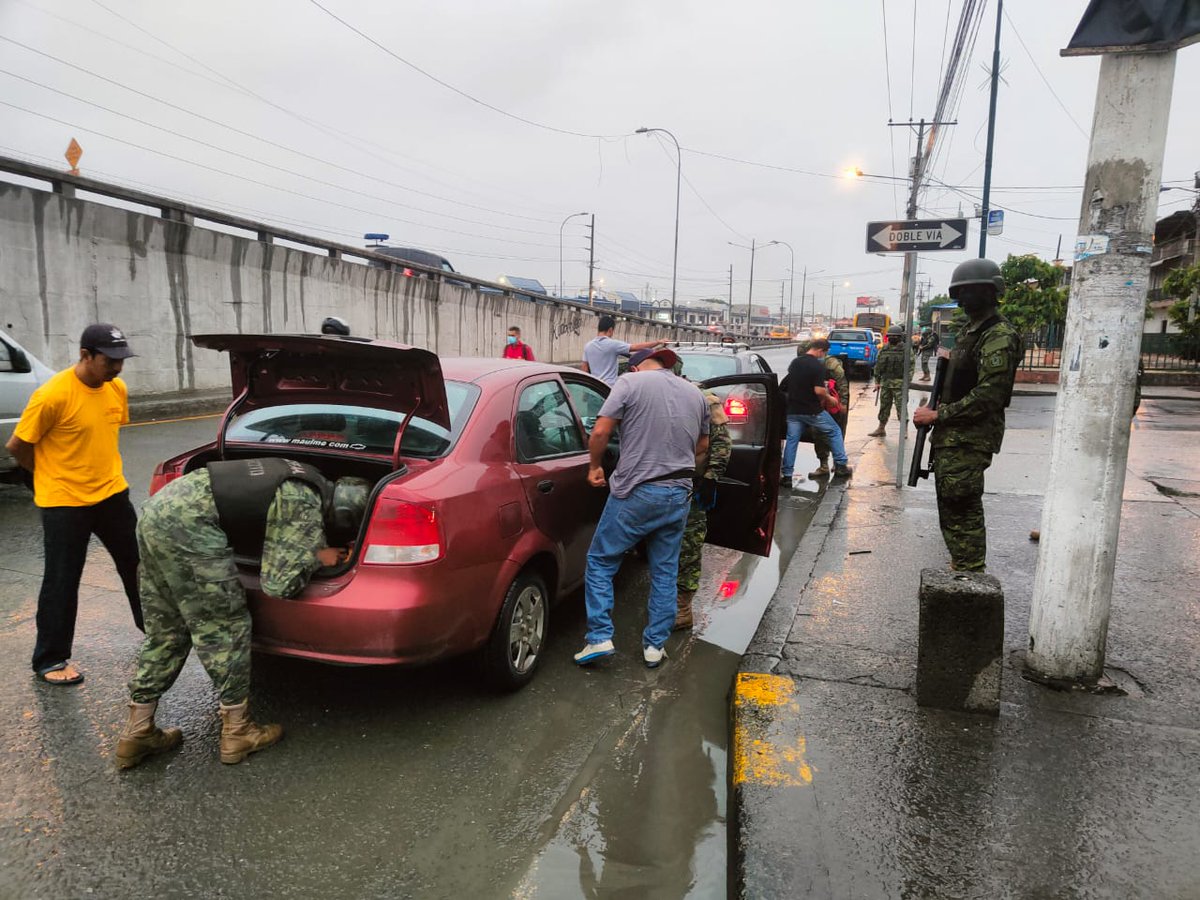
[114,701,182,769]
[673,591,695,631]
[219,702,283,764]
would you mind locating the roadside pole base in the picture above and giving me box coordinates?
[916,568,1004,716]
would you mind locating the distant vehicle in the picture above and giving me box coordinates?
[794,328,814,342]
[853,312,891,332]
[826,328,878,377]
[767,325,791,340]
[1,328,55,479]
[369,246,457,276]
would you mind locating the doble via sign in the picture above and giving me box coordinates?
[866,218,968,253]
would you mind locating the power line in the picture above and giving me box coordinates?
[1002,5,1089,138]
[306,0,630,141]
[880,0,900,216]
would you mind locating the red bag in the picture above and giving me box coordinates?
[825,378,843,415]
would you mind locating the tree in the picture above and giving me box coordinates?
[1163,262,1200,340]
[998,254,1067,334]
[918,293,950,326]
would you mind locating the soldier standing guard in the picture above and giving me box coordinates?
[674,389,733,629]
[918,326,940,381]
[868,326,912,437]
[113,459,368,768]
[912,259,1021,572]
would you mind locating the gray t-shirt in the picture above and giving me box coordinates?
[583,335,631,387]
[598,369,710,499]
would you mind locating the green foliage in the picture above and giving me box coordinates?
[1163,263,1200,339]
[918,294,949,326]
[998,254,1067,332]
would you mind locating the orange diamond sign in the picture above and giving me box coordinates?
[65,138,82,175]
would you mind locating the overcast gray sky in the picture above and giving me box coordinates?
[1,0,1197,320]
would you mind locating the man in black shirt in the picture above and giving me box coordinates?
[781,339,852,484]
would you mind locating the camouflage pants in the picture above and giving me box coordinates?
[813,410,849,465]
[676,504,708,594]
[128,473,252,706]
[877,378,905,423]
[920,350,933,376]
[932,447,992,571]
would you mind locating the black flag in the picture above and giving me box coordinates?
[1063,0,1200,55]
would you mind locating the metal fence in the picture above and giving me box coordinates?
[1018,328,1200,372]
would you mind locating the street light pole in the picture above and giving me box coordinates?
[636,126,682,326]
[558,211,588,298]
[799,266,808,327]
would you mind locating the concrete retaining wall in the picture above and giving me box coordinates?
[0,182,692,394]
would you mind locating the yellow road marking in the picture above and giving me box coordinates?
[123,413,221,428]
[732,672,815,787]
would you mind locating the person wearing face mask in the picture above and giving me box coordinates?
[912,258,1021,572]
[502,326,536,361]
[780,338,852,486]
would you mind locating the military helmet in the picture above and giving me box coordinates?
[886,325,905,336]
[321,316,351,336]
[948,258,1005,297]
[326,476,370,544]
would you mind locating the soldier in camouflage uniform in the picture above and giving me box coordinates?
[114,460,368,769]
[913,259,1021,572]
[868,326,912,437]
[674,390,733,629]
[805,343,849,477]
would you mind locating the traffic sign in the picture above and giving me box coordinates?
[866,218,968,253]
[987,209,1004,235]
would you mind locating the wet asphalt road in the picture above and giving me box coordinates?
[0,391,827,899]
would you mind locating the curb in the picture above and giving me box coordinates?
[128,391,229,424]
[730,476,851,899]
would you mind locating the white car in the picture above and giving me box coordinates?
[1,328,55,477]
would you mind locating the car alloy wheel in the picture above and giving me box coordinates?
[483,570,549,691]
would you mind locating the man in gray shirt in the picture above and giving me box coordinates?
[581,315,665,387]
[575,347,709,669]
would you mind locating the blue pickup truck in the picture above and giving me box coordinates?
[826,327,878,376]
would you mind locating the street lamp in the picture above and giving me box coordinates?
[766,240,795,326]
[728,239,758,336]
[559,211,589,298]
[635,126,682,326]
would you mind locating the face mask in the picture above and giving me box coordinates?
[506,335,518,345]
[959,297,992,319]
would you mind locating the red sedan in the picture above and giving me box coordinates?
[150,335,783,689]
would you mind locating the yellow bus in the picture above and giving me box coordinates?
[852,312,891,333]
[767,325,791,340]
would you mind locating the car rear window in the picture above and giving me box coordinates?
[828,330,869,342]
[676,353,738,381]
[225,381,477,459]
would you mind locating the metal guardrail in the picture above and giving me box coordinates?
[1018,331,1200,372]
[0,154,714,338]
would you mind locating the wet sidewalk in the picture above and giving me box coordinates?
[731,391,1200,898]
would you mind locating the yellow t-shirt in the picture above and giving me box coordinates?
[13,368,130,508]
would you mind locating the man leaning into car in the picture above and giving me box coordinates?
[574,346,709,669]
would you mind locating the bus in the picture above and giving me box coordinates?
[853,312,891,333]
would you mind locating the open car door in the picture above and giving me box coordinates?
[697,373,783,557]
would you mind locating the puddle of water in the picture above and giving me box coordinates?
[512,479,824,899]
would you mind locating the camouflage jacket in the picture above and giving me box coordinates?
[873,344,911,383]
[701,392,732,482]
[931,313,1022,453]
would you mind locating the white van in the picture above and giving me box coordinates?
[0,328,55,477]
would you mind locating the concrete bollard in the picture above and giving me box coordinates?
[916,568,1004,716]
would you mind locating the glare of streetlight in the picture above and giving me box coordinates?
[843,166,864,179]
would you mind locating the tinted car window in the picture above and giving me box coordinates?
[516,381,585,460]
[563,380,607,433]
[226,382,477,459]
[676,353,738,381]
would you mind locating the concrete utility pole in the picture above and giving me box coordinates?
[1028,50,1179,681]
[728,263,734,328]
[799,266,808,326]
[586,214,596,306]
[895,119,927,488]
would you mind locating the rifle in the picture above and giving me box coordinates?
[907,354,948,486]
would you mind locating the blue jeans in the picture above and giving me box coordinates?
[782,412,848,476]
[584,482,691,650]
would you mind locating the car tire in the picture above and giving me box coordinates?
[482,570,549,692]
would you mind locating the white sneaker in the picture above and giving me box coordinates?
[643,645,667,668]
[574,640,615,665]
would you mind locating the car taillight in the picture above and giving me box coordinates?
[402,267,415,277]
[362,498,442,565]
[724,397,748,421]
[148,460,186,496]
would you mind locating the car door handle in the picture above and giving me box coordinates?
[537,480,555,494]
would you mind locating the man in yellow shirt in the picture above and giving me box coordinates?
[6,324,143,686]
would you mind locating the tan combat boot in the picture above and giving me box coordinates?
[809,460,830,477]
[219,701,283,764]
[673,591,695,631]
[114,701,182,769]
[867,422,887,437]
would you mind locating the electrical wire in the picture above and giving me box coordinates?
[1002,5,1089,139]
[880,0,901,217]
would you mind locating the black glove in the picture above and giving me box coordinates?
[693,477,718,511]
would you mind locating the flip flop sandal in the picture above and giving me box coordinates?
[35,663,84,686]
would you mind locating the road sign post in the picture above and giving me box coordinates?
[866,219,968,254]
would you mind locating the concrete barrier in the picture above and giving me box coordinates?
[916,568,1004,716]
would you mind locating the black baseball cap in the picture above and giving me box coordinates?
[80,323,137,359]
